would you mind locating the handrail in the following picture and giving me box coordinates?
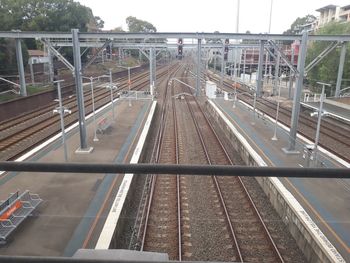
[0,162,348,178]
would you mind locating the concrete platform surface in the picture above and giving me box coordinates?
[0,99,153,257]
[212,98,350,261]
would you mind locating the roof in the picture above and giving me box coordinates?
[316,4,338,12]
[28,49,47,57]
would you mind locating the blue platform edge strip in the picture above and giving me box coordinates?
[63,101,151,256]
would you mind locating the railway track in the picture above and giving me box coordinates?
[208,73,350,163]
[134,63,297,262]
[0,64,177,161]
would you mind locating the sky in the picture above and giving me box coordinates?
[78,0,350,33]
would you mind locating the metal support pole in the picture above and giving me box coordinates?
[47,39,54,82]
[256,40,265,97]
[335,43,347,97]
[243,49,246,82]
[149,48,154,88]
[56,80,68,162]
[196,39,202,96]
[233,48,237,81]
[118,48,121,65]
[29,62,35,85]
[128,67,131,107]
[90,77,98,142]
[15,38,27,96]
[72,29,89,151]
[214,52,217,72]
[109,69,115,120]
[273,53,280,96]
[272,76,282,140]
[220,44,225,89]
[313,84,326,166]
[153,47,156,85]
[288,48,295,99]
[285,31,308,153]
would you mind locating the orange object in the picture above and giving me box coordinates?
[232,82,241,89]
[0,200,22,221]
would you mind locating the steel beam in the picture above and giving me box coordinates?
[83,40,111,70]
[268,40,298,73]
[196,39,202,96]
[1,31,350,42]
[72,29,88,151]
[285,32,308,153]
[42,39,74,72]
[305,41,339,74]
[256,40,265,97]
[15,38,27,96]
[335,43,347,97]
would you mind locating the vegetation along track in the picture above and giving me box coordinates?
[209,74,350,162]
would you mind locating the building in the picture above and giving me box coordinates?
[316,4,350,28]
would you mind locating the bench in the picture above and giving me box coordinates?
[0,190,42,243]
[97,116,112,134]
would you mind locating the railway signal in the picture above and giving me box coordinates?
[224,39,229,61]
[177,38,183,59]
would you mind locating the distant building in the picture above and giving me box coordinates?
[315,4,350,29]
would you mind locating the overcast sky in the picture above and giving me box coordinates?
[78,0,350,33]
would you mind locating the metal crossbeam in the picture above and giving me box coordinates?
[41,39,74,72]
[267,40,298,74]
[1,31,350,42]
[83,40,111,70]
[305,41,339,74]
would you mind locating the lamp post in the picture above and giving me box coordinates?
[108,69,116,120]
[311,82,330,166]
[117,65,141,106]
[53,80,71,162]
[82,76,99,142]
[271,76,282,140]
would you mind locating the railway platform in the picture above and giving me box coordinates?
[0,99,155,257]
[210,97,349,262]
[301,98,350,123]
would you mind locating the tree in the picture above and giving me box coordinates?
[0,0,104,74]
[306,22,350,95]
[284,14,316,35]
[126,16,157,33]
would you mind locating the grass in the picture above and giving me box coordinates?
[0,84,53,103]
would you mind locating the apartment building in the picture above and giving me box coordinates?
[316,4,350,28]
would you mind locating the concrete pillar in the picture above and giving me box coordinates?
[285,32,308,153]
[72,29,88,151]
[335,43,347,97]
[15,38,27,96]
[256,40,265,97]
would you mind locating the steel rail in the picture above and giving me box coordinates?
[140,63,183,257]
[184,87,284,261]
[184,92,243,262]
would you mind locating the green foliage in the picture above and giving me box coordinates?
[0,0,104,75]
[306,22,350,95]
[126,16,157,33]
[284,14,316,35]
[0,38,28,75]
